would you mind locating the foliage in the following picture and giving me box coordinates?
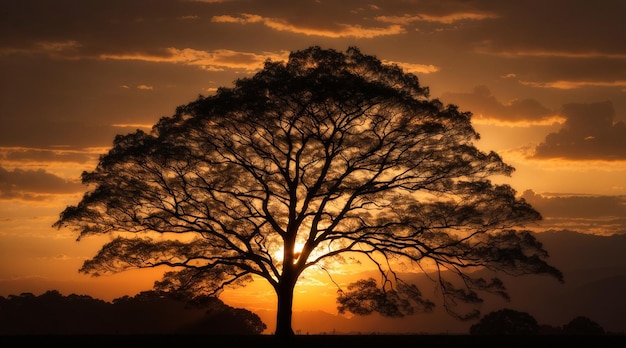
[470,309,607,336]
[562,316,605,335]
[0,290,265,334]
[54,46,562,335]
[469,308,540,335]
[336,277,434,317]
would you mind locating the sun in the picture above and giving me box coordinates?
[273,242,306,263]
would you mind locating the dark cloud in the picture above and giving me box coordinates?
[2,0,623,53]
[0,118,135,148]
[0,0,214,55]
[0,166,85,200]
[471,0,626,54]
[2,0,624,87]
[0,0,513,56]
[0,55,209,150]
[441,86,556,124]
[521,190,626,235]
[430,1,626,87]
[532,101,626,160]
[1,148,99,165]
[522,189,626,219]
[1,0,625,150]
[510,58,626,90]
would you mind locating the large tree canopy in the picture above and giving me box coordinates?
[54,46,562,336]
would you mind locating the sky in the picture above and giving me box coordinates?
[1,0,626,329]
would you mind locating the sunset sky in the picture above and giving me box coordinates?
[1,0,626,329]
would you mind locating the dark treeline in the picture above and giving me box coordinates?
[469,308,608,335]
[0,290,265,335]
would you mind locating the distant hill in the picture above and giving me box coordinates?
[495,230,626,333]
[255,230,626,334]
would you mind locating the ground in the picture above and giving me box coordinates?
[1,334,623,348]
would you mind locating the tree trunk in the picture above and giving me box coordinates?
[274,272,297,336]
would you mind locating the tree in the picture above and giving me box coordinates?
[469,308,540,335]
[0,290,264,334]
[111,290,266,334]
[562,316,605,335]
[54,46,562,337]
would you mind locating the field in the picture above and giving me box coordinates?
[1,334,624,347]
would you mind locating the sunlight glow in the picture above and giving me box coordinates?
[273,242,306,263]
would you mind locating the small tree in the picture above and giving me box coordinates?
[469,308,540,335]
[562,316,605,335]
[54,46,562,336]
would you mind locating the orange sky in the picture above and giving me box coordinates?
[1,0,626,331]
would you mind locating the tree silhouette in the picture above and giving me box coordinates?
[0,290,265,335]
[54,46,562,336]
[562,316,605,335]
[469,308,540,335]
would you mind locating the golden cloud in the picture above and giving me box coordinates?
[36,40,81,53]
[520,80,626,90]
[381,59,439,74]
[111,123,154,129]
[375,12,498,25]
[471,114,566,127]
[211,13,264,24]
[212,13,405,38]
[100,48,291,71]
[1,40,81,56]
[478,49,626,59]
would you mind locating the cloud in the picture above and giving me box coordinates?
[16,42,436,77]
[211,13,264,24]
[0,147,101,165]
[522,190,626,219]
[0,119,130,148]
[532,101,626,160]
[521,190,626,235]
[465,1,626,54]
[100,48,290,72]
[375,11,498,25]
[381,60,439,74]
[519,80,626,90]
[479,50,626,60]
[35,40,82,54]
[119,85,164,91]
[441,86,561,126]
[211,13,405,38]
[0,166,85,200]
[455,2,626,89]
[0,40,82,56]
[111,123,154,129]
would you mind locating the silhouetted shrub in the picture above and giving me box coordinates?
[469,308,540,335]
[0,290,265,334]
[562,316,605,335]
